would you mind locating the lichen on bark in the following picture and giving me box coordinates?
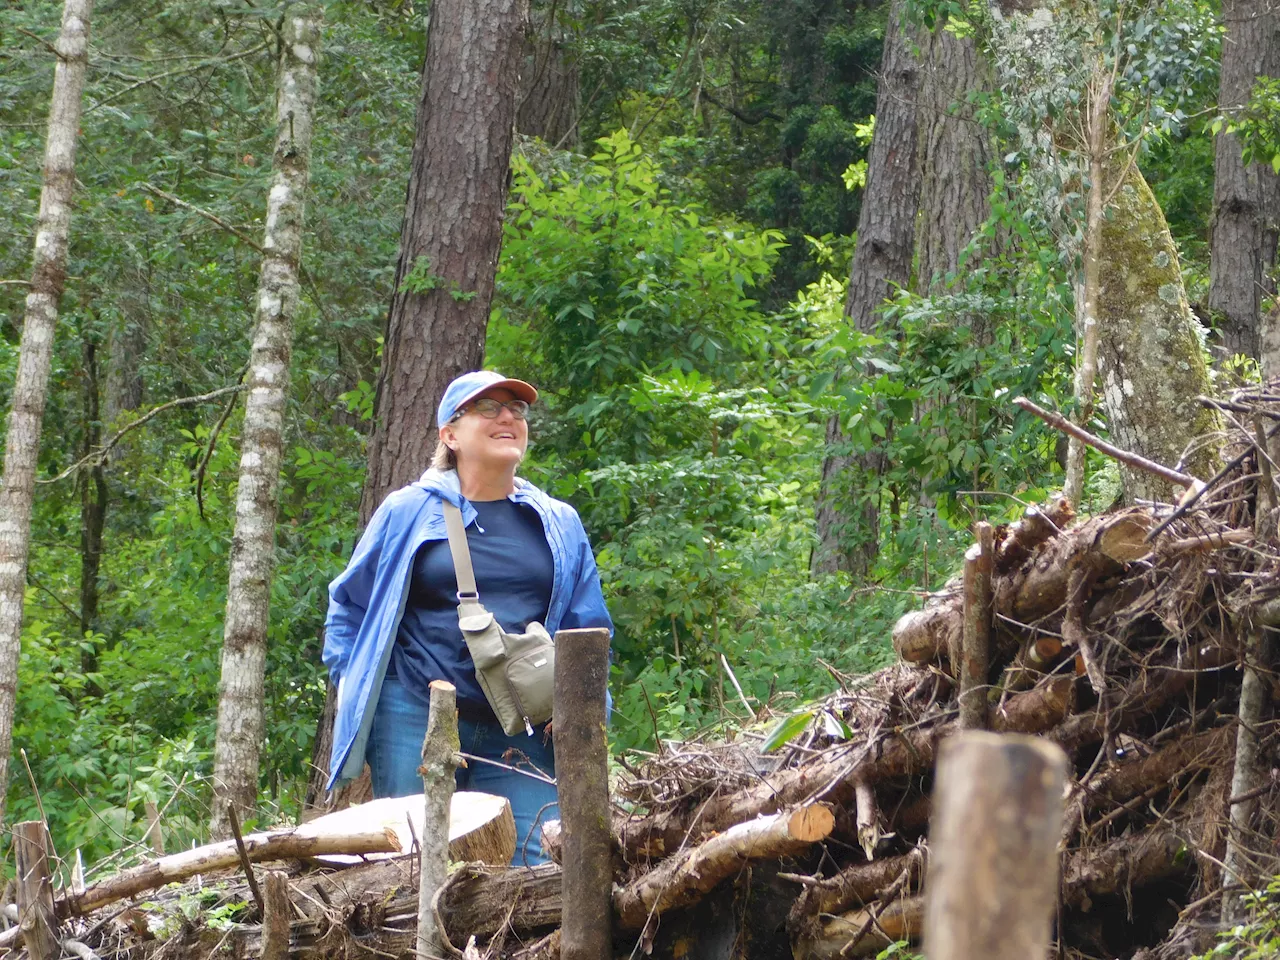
[1096,166,1221,503]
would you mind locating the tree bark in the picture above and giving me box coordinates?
[518,2,579,147]
[1223,629,1273,922]
[210,6,322,839]
[1096,167,1221,502]
[1209,0,1280,361]
[1063,63,1112,505]
[554,628,612,960]
[418,681,460,960]
[261,871,291,960]
[360,0,527,522]
[0,0,93,826]
[813,0,922,576]
[958,523,994,728]
[613,804,834,930]
[923,733,1066,960]
[913,23,993,303]
[13,821,57,960]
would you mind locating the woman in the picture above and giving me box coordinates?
[322,370,612,865]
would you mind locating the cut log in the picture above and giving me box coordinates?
[439,862,562,944]
[924,733,1066,960]
[261,871,290,960]
[1062,826,1188,909]
[787,848,925,940]
[894,508,1151,666]
[617,678,1071,861]
[793,896,924,959]
[38,821,400,924]
[614,804,834,930]
[308,791,516,867]
[995,497,1076,573]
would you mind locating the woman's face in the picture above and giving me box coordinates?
[439,386,529,472]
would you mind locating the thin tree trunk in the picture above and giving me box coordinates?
[812,0,921,576]
[0,0,93,826]
[360,0,528,522]
[417,681,459,960]
[79,337,107,678]
[1063,64,1112,506]
[210,7,322,839]
[1209,0,1280,361]
[1223,628,1272,922]
[1096,166,1221,502]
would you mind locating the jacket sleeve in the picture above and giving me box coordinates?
[559,510,614,636]
[323,499,394,685]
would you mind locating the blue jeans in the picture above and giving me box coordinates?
[368,673,557,866]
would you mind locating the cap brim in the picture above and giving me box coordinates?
[460,377,538,407]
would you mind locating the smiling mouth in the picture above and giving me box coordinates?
[492,432,517,440]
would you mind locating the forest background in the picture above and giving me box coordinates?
[0,0,1275,867]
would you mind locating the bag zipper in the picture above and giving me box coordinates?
[505,677,534,736]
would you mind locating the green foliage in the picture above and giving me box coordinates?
[1194,877,1280,959]
[1213,77,1280,174]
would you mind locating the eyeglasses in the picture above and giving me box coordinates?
[454,397,530,421]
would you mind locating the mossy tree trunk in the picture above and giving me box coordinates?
[1096,167,1221,502]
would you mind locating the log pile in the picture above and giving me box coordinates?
[5,390,1280,959]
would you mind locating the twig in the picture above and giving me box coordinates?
[141,183,263,253]
[721,654,755,717]
[0,280,32,288]
[1013,397,1198,489]
[1143,433,1270,542]
[26,572,81,625]
[226,804,265,915]
[86,44,270,113]
[39,384,247,484]
[196,366,248,519]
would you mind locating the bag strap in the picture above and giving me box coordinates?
[442,501,480,601]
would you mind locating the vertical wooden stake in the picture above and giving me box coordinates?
[958,522,994,729]
[554,627,613,960]
[13,820,57,960]
[261,870,291,960]
[1223,629,1272,922]
[144,801,165,856]
[417,679,459,960]
[924,732,1066,960]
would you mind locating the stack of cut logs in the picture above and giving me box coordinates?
[5,388,1280,960]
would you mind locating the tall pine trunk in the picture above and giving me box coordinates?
[518,2,579,148]
[0,0,93,824]
[360,0,528,522]
[1097,167,1221,502]
[913,25,992,305]
[812,0,922,576]
[1209,0,1280,361]
[210,7,322,839]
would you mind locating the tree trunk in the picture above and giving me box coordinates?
[0,0,93,826]
[210,7,322,839]
[1096,167,1221,502]
[104,305,146,442]
[1209,0,1280,361]
[1223,629,1273,922]
[913,24,992,304]
[78,337,107,654]
[813,0,921,576]
[518,1,579,148]
[360,0,527,522]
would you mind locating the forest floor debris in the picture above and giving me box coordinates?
[7,386,1280,959]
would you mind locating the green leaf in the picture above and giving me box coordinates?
[761,711,815,753]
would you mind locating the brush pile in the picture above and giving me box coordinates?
[5,388,1280,960]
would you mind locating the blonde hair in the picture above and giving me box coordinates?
[430,439,457,471]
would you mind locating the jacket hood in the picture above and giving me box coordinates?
[413,468,529,505]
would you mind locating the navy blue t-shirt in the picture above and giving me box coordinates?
[390,498,555,714]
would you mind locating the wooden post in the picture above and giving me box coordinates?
[13,820,57,960]
[261,870,291,960]
[958,522,994,729]
[1223,628,1273,922]
[924,732,1066,960]
[553,627,612,960]
[417,680,460,960]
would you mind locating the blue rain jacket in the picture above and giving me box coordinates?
[322,468,613,790]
